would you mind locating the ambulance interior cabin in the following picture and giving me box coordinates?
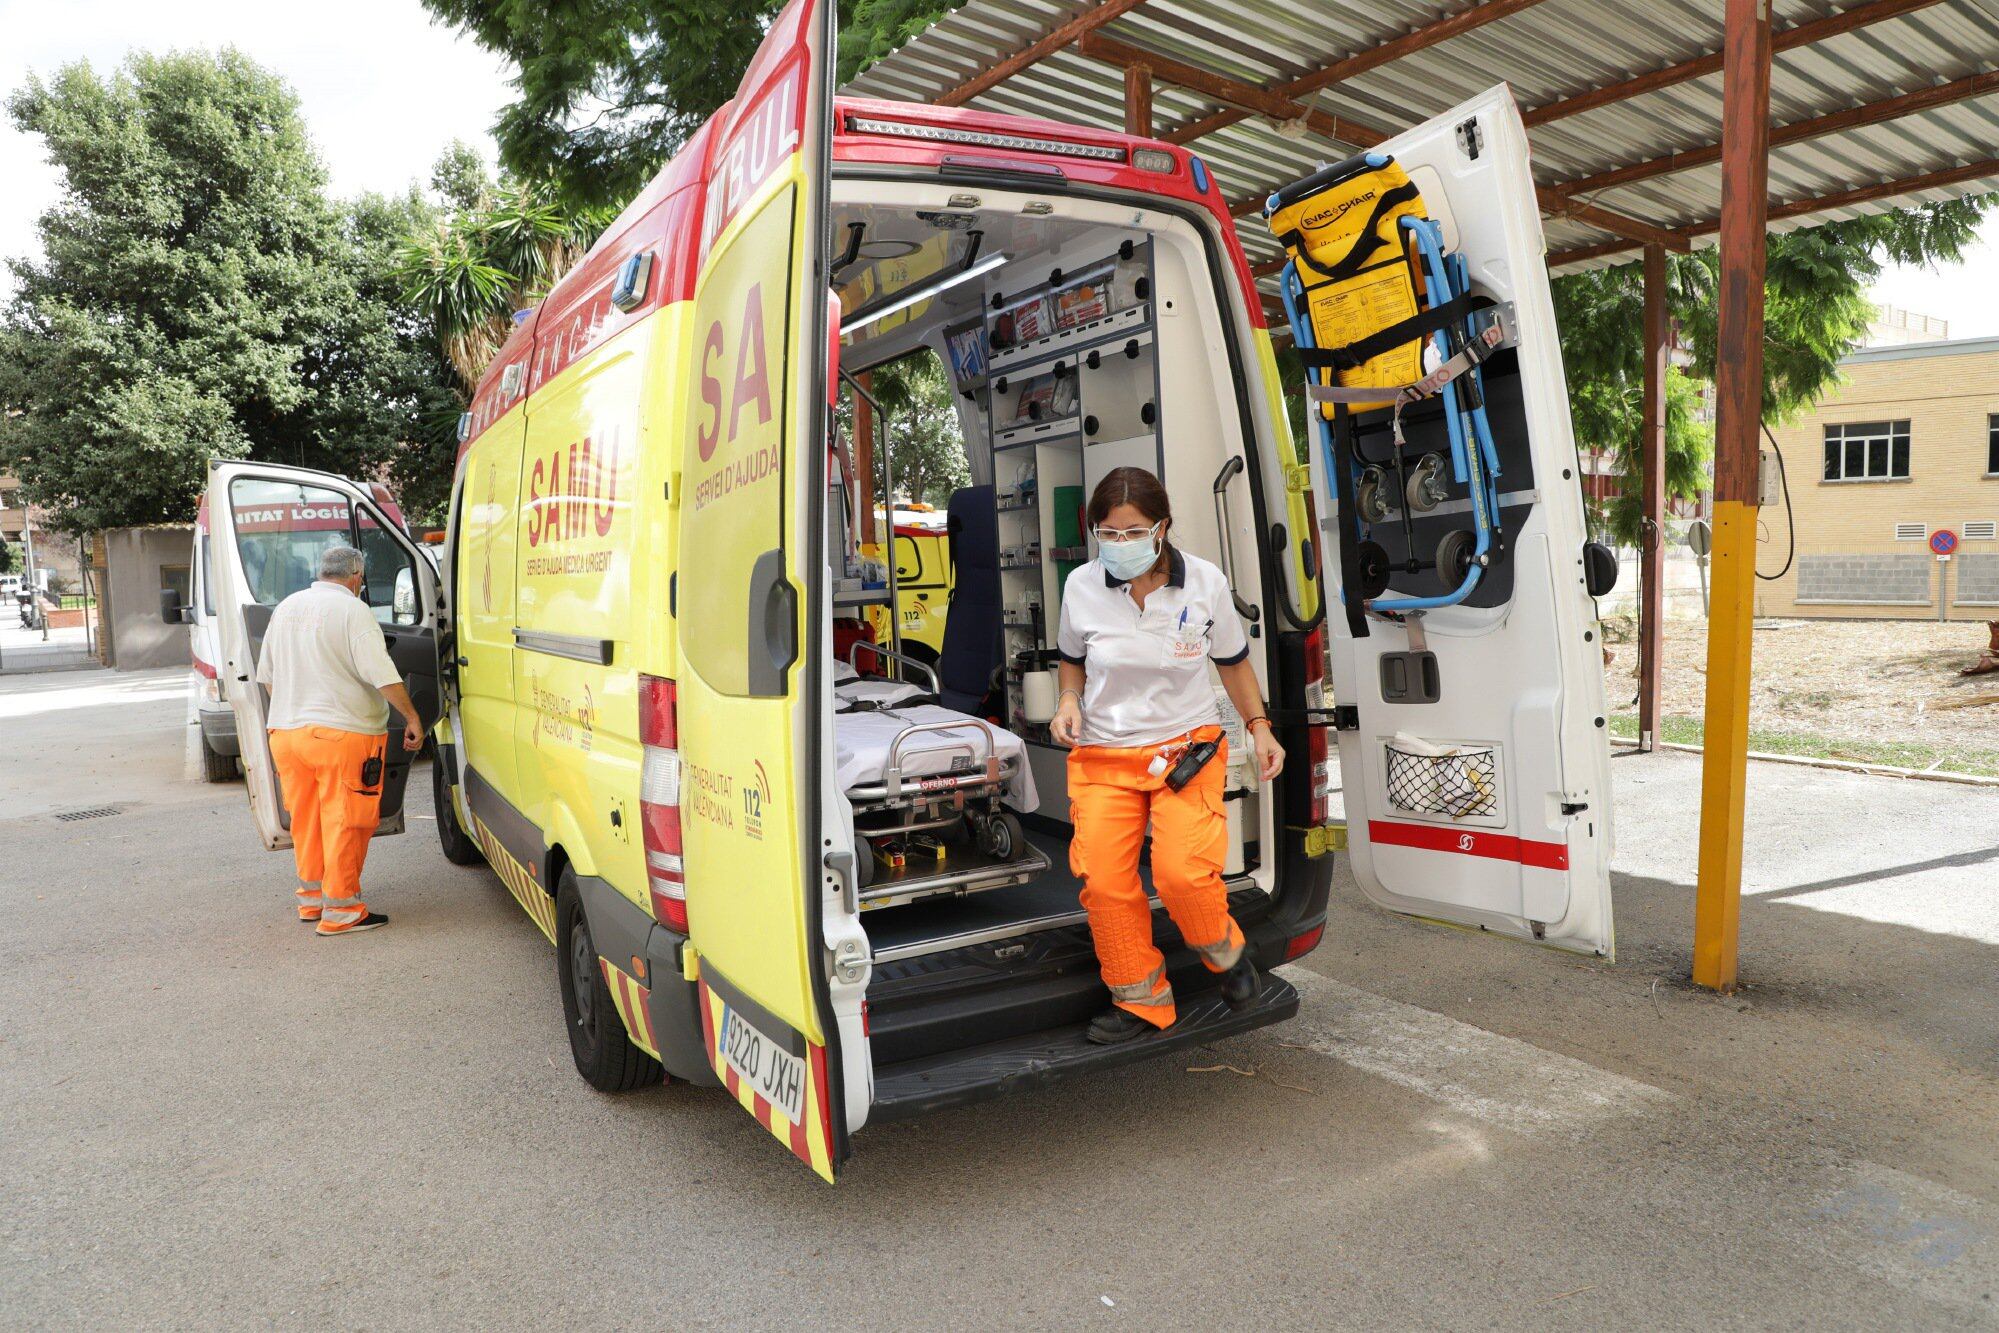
[822,182,1275,971]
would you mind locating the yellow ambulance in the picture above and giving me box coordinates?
[202,0,1615,1181]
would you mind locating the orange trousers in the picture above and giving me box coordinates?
[1068,725,1244,1028]
[269,726,386,934]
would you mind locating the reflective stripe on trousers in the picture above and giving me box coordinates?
[295,879,323,921]
[1068,725,1239,1029]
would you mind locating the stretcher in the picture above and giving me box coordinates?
[1266,151,1513,637]
[836,643,1048,910]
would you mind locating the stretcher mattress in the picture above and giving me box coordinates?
[834,703,1039,812]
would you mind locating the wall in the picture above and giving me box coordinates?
[1758,337,1999,622]
[102,526,194,670]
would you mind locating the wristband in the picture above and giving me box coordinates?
[1059,689,1082,706]
[1246,716,1273,734]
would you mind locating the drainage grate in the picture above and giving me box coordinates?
[54,806,122,822]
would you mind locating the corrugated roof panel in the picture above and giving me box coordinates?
[845,0,1999,276]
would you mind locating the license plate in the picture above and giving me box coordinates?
[717,1003,806,1125]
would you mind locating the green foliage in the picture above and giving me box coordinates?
[0,51,452,534]
[857,354,971,508]
[420,0,964,208]
[1550,196,1992,544]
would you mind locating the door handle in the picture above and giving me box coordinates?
[746,547,797,697]
[1211,455,1261,625]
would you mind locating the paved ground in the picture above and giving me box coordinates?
[5,668,1999,1329]
[0,616,95,674]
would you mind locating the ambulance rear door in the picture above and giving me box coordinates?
[1303,88,1616,955]
[672,0,863,1181]
[205,460,441,851]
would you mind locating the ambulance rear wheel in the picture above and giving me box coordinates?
[556,873,663,1093]
[432,755,484,866]
[200,735,238,783]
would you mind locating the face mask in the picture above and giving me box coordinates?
[1098,524,1161,581]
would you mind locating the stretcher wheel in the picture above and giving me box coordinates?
[939,813,973,847]
[1355,541,1392,600]
[1405,453,1450,512]
[979,811,1024,862]
[1436,529,1477,586]
[855,840,877,889]
[1356,467,1394,524]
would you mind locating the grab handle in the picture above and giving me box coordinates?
[848,640,941,696]
[1210,456,1260,626]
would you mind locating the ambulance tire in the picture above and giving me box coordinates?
[200,736,238,783]
[556,873,663,1093]
[432,757,484,866]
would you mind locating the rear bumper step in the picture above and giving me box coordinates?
[868,972,1299,1122]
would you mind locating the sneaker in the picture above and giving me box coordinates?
[317,912,388,936]
[1086,1007,1162,1045]
[1220,956,1260,1010]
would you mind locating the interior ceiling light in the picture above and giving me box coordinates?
[845,250,1009,333]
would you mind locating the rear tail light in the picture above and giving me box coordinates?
[638,674,688,933]
[1302,626,1335,826]
[1131,148,1176,175]
[1284,923,1326,961]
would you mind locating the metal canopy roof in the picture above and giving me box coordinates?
[842,0,1999,296]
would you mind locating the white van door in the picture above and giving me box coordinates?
[205,460,441,850]
[1300,88,1616,955]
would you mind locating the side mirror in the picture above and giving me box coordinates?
[160,587,191,625]
[1583,541,1619,598]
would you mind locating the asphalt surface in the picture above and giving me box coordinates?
[5,667,1999,1329]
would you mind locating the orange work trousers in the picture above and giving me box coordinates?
[1068,725,1244,1028]
[269,726,387,934]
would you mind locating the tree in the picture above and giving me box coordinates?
[1548,198,1991,545]
[0,51,447,534]
[857,354,970,508]
[419,0,963,209]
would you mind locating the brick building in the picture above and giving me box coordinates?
[1757,335,1999,621]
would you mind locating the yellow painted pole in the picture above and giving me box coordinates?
[1692,0,1772,993]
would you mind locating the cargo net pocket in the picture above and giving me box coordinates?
[1385,740,1497,819]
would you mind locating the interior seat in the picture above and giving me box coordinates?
[937,485,1002,715]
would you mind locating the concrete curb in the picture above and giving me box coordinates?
[1611,735,1999,787]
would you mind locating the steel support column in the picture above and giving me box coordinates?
[1638,243,1668,752]
[1693,0,1772,994]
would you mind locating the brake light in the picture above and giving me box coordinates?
[1302,626,1335,826]
[638,674,688,933]
[1283,923,1326,961]
[844,115,1124,162]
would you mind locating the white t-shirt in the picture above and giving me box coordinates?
[254,581,403,734]
[1056,547,1251,747]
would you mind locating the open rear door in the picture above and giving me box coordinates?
[1306,88,1616,955]
[673,0,860,1180]
[205,460,441,851]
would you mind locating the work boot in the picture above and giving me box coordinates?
[317,912,389,936]
[1086,1007,1161,1045]
[1220,956,1260,1010]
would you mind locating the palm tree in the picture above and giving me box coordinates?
[397,179,612,394]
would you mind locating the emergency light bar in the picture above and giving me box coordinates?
[845,116,1125,162]
[844,250,1009,333]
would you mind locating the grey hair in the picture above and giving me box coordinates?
[318,544,365,580]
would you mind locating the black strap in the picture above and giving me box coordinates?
[1325,405,1370,641]
[1278,181,1422,288]
[1294,292,1484,373]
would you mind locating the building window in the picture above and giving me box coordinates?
[1823,421,1911,481]
[1988,414,1999,475]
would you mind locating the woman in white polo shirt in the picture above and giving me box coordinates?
[1053,466,1285,1044]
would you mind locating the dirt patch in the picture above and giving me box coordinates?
[1601,614,1999,749]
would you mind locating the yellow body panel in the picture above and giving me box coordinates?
[458,406,525,801]
[863,528,953,661]
[673,170,825,1052]
[1253,331,1323,624]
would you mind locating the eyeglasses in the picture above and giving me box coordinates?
[1091,522,1162,543]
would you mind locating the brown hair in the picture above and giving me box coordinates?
[1086,466,1172,576]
